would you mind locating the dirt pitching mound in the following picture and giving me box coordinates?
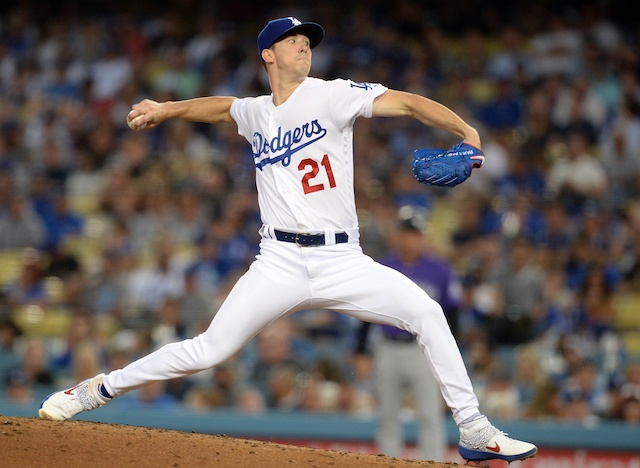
[0,416,467,467]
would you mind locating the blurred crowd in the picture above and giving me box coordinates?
[1,0,640,426]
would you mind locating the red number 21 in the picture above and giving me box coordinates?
[298,154,337,194]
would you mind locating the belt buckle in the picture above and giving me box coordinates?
[295,232,312,246]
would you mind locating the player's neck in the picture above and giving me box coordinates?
[269,74,306,106]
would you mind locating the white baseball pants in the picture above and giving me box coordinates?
[103,239,479,425]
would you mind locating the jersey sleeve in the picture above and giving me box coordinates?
[330,79,388,129]
[230,97,253,141]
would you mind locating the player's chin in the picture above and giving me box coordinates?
[295,64,311,77]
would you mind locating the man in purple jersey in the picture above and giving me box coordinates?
[356,205,462,461]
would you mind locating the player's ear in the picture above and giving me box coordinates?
[261,48,274,64]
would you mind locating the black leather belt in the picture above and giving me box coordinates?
[274,229,349,247]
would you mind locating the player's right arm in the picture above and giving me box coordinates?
[127,96,237,130]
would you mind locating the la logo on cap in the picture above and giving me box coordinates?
[288,17,302,26]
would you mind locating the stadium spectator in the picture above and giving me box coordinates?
[546,131,608,215]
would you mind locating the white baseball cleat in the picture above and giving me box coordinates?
[458,423,538,463]
[39,373,112,421]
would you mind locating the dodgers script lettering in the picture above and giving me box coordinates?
[252,120,328,170]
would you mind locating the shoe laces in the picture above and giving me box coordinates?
[460,424,502,450]
[65,381,103,412]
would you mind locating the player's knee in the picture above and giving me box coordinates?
[411,298,445,321]
[188,335,235,369]
[404,300,448,333]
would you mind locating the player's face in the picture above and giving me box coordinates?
[272,33,312,76]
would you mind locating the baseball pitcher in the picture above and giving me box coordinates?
[40,17,537,464]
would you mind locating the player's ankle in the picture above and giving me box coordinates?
[459,413,489,437]
[97,382,113,400]
[89,374,114,405]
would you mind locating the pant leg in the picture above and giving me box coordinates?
[104,240,311,395]
[374,341,404,457]
[310,246,479,425]
[408,343,446,461]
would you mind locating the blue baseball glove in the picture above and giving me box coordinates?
[413,140,485,187]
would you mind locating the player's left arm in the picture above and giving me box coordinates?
[372,89,481,149]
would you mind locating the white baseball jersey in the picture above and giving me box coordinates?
[230,77,387,233]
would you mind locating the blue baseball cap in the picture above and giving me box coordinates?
[257,17,324,60]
